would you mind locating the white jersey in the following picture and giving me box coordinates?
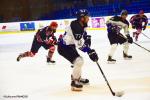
[62,26,85,49]
[106,16,129,35]
[60,20,88,49]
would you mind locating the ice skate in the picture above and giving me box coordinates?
[16,54,23,62]
[71,79,83,91]
[123,52,132,60]
[79,78,89,85]
[47,57,56,64]
[107,56,116,64]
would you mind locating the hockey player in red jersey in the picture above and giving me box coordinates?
[57,9,98,91]
[17,21,58,64]
[130,10,148,41]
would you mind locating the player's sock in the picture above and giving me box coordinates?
[133,32,140,41]
[133,32,136,37]
[17,51,34,61]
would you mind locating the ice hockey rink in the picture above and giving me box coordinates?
[0,29,150,100]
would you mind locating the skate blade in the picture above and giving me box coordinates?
[124,57,132,60]
[47,63,56,65]
[107,61,116,64]
[80,83,90,85]
[71,87,82,91]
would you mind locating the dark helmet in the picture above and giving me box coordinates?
[120,10,128,16]
[76,9,89,19]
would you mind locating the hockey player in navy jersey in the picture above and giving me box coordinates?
[17,21,58,64]
[130,10,148,41]
[57,9,98,91]
[106,10,133,63]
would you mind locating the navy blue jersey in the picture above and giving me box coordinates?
[70,20,87,40]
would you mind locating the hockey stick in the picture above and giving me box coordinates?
[96,61,124,97]
[141,33,150,40]
[133,42,150,52]
[118,34,150,52]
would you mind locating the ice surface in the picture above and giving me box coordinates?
[0,29,150,100]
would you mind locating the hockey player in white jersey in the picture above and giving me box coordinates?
[57,9,99,91]
[106,10,133,63]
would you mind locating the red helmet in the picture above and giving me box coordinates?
[139,10,144,14]
[50,21,58,27]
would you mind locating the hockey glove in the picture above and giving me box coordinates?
[143,25,146,30]
[126,34,133,43]
[87,49,99,62]
[45,38,57,45]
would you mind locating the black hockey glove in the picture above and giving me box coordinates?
[143,25,146,30]
[126,34,133,43]
[87,49,99,62]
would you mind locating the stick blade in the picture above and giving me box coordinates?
[115,91,124,97]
